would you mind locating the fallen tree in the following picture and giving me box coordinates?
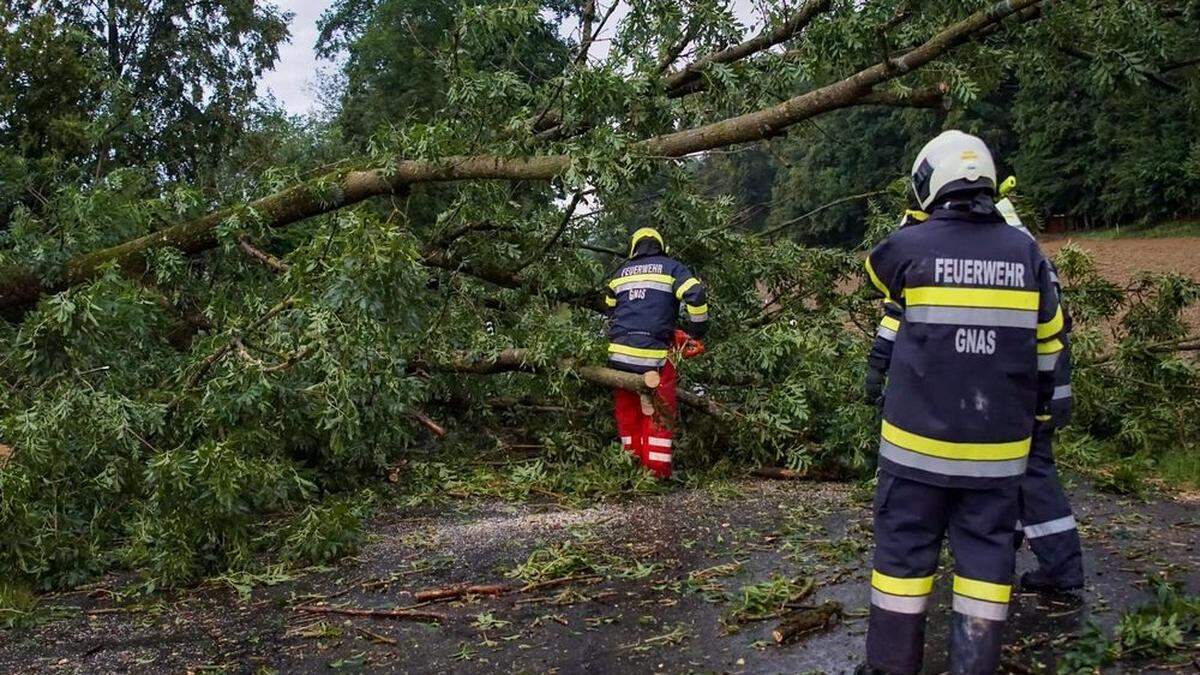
[1,0,1197,596]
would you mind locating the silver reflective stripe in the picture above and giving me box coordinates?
[646,451,672,463]
[688,312,708,323]
[647,437,672,448]
[877,325,897,341]
[609,353,666,368]
[1038,353,1059,371]
[619,281,673,294]
[880,440,1028,478]
[1024,514,1076,539]
[1053,385,1072,400]
[871,588,929,615]
[620,436,633,446]
[953,594,1008,621]
[905,306,1037,329]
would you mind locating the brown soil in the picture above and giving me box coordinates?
[1043,236,1200,332]
[1041,236,1200,284]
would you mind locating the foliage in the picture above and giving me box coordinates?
[726,574,812,624]
[0,0,1197,598]
[1058,577,1200,672]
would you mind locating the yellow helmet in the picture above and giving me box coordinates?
[629,227,666,257]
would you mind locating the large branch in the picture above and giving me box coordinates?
[426,347,728,417]
[0,0,1042,313]
[662,0,832,95]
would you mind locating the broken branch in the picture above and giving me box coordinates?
[294,604,447,623]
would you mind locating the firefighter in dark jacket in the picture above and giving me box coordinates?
[859,131,1065,675]
[868,183,1085,598]
[603,227,708,478]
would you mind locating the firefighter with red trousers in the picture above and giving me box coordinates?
[859,131,1065,674]
[603,227,708,478]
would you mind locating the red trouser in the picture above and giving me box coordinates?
[612,360,677,478]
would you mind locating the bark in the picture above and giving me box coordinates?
[0,0,1042,313]
[414,583,508,602]
[293,605,446,623]
[662,0,832,95]
[771,601,843,644]
[238,237,291,273]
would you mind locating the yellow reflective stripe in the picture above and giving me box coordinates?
[604,295,617,308]
[608,344,669,358]
[1035,414,1052,422]
[686,303,708,316]
[872,570,934,597]
[1037,339,1063,355]
[905,209,930,222]
[1038,305,1064,339]
[880,315,901,332]
[609,273,675,289]
[675,277,700,300]
[864,257,892,301]
[906,287,1038,311]
[953,575,1011,604]
[882,421,1030,461]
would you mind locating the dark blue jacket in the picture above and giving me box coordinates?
[864,201,1064,488]
[869,210,1074,429]
[604,249,708,373]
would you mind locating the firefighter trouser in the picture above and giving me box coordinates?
[1016,424,1083,586]
[612,360,677,478]
[867,471,1018,675]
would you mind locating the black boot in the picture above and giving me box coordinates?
[949,612,1005,674]
[1018,569,1082,593]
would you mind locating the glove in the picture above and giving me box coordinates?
[864,368,886,408]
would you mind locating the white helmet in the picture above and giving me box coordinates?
[910,130,997,210]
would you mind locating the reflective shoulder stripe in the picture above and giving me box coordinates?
[675,277,700,300]
[1037,339,1064,355]
[879,315,901,332]
[882,421,1030,461]
[1023,514,1076,539]
[881,440,1028,478]
[952,595,1008,621]
[610,273,675,289]
[906,286,1039,311]
[1038,305,1064,339]
[608,344,669,358]
[953,575,1011,604]
[686,303,708,316]
[871,570,934,597]
[871,588,929,614]
[863,256,892,302]
[604,295,617,308]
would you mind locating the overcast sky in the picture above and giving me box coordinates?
[259,0,761,116]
